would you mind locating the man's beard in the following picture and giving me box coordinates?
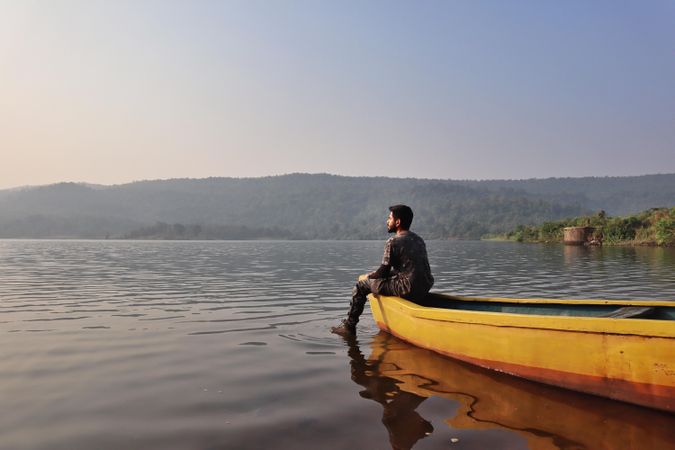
[387,225,396,233]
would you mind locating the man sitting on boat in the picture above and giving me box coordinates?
[332,204,434,335]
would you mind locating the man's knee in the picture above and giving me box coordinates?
[353,279,372,297]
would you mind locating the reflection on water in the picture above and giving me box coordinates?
[0,240,674,449]
[341,333,433,450]
[344,331,675,450]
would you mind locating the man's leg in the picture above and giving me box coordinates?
[347,278,373,327]
[371,275,411,299]
[332,278,373,335]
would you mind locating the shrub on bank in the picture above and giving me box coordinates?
[655,215,675,245]
[500,207,674,246]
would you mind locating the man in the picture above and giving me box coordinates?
[332,204,434,335]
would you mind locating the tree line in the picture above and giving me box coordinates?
[0,173,672,240]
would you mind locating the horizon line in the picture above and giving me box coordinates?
[2,171,675,191]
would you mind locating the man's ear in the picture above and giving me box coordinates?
[395,218,401,228]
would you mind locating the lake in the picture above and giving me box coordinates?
[1,240,674,450]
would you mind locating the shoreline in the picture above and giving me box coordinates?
[487,238,675,248]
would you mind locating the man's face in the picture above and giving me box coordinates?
[386,212,398,233]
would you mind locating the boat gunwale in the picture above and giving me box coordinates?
[369,294,675,338]
[435,293,675,307]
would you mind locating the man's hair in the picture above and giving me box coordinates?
[389,204,413,229]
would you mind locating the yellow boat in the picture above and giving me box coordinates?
[368,291,675,412]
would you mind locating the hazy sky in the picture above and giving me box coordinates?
[1,0,674,189]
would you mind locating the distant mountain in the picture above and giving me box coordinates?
[0,173,672,240]
[455,174,675,216]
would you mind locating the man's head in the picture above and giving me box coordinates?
[387,204,413,233]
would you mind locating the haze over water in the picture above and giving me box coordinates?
[1,240,674,450]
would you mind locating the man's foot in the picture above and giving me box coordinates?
[331,319,356,336]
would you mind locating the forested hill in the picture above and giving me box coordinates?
[0,173,672,240]
[456,173,675,216]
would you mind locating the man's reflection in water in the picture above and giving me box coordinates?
[342,334,433,450]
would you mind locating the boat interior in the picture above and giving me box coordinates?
[413,293,675,320]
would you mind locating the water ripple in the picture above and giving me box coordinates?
[1,240,673,450]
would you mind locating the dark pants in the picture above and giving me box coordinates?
[347,276,413,327]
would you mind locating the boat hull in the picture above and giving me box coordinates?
[368,294,675,413]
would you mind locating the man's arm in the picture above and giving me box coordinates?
[368,264,391,279]
[368,237,393,279]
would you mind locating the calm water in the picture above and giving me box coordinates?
[1,240,674,450]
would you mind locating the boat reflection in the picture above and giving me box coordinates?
[343,331,675,450]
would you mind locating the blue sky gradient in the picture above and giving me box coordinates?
[1,0,674,188]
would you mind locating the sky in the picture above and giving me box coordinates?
[1,0,674,189]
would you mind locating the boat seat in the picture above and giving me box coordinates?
[601,306,657,319]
